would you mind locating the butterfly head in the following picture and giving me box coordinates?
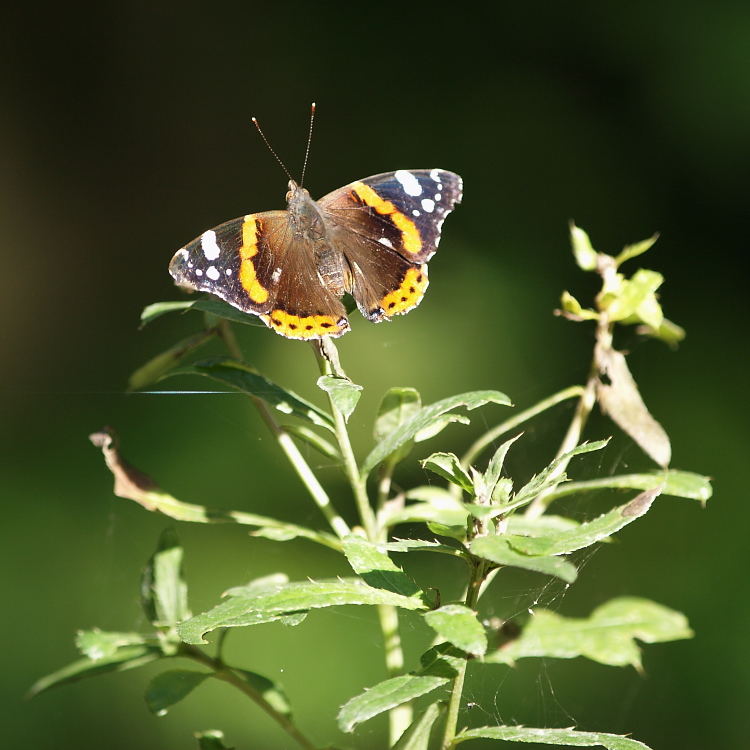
[286,179,324,239]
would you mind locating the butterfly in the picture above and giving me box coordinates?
[169,168,462,339]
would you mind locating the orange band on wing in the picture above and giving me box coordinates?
[380,266,429,316]
[261,309,349,339]
[238,215,269,304]
[351,182,422,255]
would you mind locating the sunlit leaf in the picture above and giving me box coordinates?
[455,725,652,749]
[233,668,292,717]
[507,488,661,556]
[361,390,511,478]
[424,604,487,656]
[166,359,334,430]
[392,702,441,750]
[470,536,578,583]
[145,669,210,715]
[636,316,686,348]
[283,424,341,462]
[485,596,692,670]
[194,729,234,750]
[317,375,362,423]
[569,222,598,271]
[420,452,474,494]
[342,535,422,597]
[615,233,659,267]
[560,291,599,321]
[179,578,426,644]
[75,629,146,660]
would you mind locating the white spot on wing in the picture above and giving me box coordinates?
[201,230,221,261]
[412,209,420,217]
[176,248,188,259]
[421,198,435,213]
[195,268,203,276]
[430,168,442,182]
[271,267,282,283]
[206,265,220,280]
[395,170,423,196]
[434,193,441,201]
[378,237,393,248]
[225,268,232,276]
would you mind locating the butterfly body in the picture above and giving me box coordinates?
[169,169,462,339]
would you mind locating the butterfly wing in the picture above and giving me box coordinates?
[318,169,462,320]
[169,212,349,339]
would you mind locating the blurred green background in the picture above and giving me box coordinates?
[2,2,747,748]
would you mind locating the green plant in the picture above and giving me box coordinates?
[31,224,711,749]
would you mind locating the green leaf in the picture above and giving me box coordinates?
[342,535,422,596]
[383,486,469,529]
[145,669,210,715]
[166,359,334,431]
[375,387,421,441]
[391,702,441,750]
[602,269,664,325]
[317,375,363,422]
[179,578,426,644]
[483,434,522,500]
[455,726,652,749]
[560,291,599,320]
[233,668,291,716]
[596,348,671,467]
[508,440,609,511]
[485,596,692,670]
[569,222,599,271]
[470,536,578,583]
[141,528,190,628]
[414,413,471,442]
[420,452,474,494]
[506,515,580,536]
[424,604,488,656]
[507,488,661,556]
[337,645,462,732]
[140,298,265,328]
[129,329,217,390]
[194,730,234,750]
[637,316,686,347]
[384,538,463,557]
[543,470,712,504]
[75,629,146,660]
[615,233,659,267]
[361,390,512,478]
[28,645,162,698]
[283,424,341,461]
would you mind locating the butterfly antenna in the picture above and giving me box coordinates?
[251,115,293,181]
[300,102,316,188]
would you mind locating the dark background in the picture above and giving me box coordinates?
[2,2,747,748]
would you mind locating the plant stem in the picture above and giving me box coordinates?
[218,321,350,538]
[460,385,585,470]
[441,557,487,750]
[313,337,411,743]
[525,315,612,520]
[181,645,318,750]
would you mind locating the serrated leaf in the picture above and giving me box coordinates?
[570,222,598,271]
[507,488,661,556]
[194,730,234,750]
[420,452,474,494]
[129,329,217,390]
[141,528,190,628]
[362,390,512,478]
[455,726,652,749]
[337,645,462,732]
[140,298,265,328]
[485,596,692,670]
[544,469,712,504]
[424,604,487,656]
[506,515,580,536]
[75,629,146,660]
[470,536,578,583]
[145,669,210,715]
[317,375,363,422]
[166,359,334,430]
[483,434,522,500]
[384,538,463,557]
[392,702,441,750]
[596,348,671,467]
[28,645,162,698]
[179,578,426,644]
[615,233,659,267]
[508,440,609,511]
[342,535,422,596]
[414,412,471,442]
[283,424,341,461]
